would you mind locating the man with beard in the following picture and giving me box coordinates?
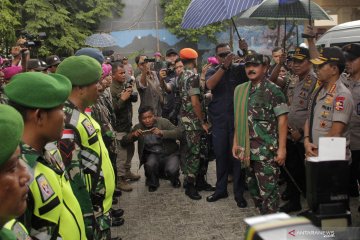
[279,47,317,213]
[233,52,289,214]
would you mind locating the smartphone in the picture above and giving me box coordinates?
[142,129,153,135]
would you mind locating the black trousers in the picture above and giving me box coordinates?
[212,126,245,199]
[349,150,360,195]
[284,139,306,203]
[144,152,180,187]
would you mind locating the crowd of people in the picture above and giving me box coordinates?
[0,24,360,240]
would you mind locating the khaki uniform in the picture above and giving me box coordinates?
[309,76,353,159]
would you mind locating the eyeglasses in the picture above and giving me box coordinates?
[217,51,231,58]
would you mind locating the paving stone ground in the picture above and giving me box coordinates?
[111,100,360,240]
[111,154,360,240]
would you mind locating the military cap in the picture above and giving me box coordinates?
[0,104,24,167]
[287,50,295,61]
[56,55,102,86]
[75,48,104,64]
[5,72,72,108]
[180,48,198,60]
[27,59,46,71]
[166,48,178,57]
[293,47,310,61]
[244,52,266,65]
[311,47,345,65]
[46,55,61,66]
[342,43,360,61]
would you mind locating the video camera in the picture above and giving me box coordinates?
[124,79,138,103]
[144,57,156,63]
[166,61,175,75]
[18,30,47,48]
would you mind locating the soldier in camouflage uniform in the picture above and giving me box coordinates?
[91,69,125,227]
[5,72,87,239]
[233,53,289,214]
[56,55,116,240]
[177,48,211,200]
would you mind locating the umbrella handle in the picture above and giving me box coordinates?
[231,18,247,57]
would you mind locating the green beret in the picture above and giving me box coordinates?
[0,104,24,167]
[5,72,72,108]
[56,55,102,86]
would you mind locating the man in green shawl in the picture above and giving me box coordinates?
[233,52,289,214]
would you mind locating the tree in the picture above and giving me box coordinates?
[160,0,224,43]
[0,0,124,57]
[0,0,22,54]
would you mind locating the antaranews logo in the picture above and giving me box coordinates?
[288,229,296,237]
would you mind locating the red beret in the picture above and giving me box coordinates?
[180,48,198,60]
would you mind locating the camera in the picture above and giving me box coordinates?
[144,58,156,63]
[124,79,138,103]
[166,62,175,75]
[18,30,47,48]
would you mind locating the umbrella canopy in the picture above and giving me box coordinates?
[85,33,117,48]
[240,0,332,20]
[181,0,262,29]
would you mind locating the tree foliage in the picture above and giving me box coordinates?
[160,0,224,43]
[0,0,124,57]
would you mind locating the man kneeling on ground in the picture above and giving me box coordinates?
[121,106,182,192]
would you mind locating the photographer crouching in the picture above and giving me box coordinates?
[121,106,182,192]
[110,63,141,192]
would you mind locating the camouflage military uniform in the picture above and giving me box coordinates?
[58,100,113,240]
[246,79,289,214]
[178,69,205,181]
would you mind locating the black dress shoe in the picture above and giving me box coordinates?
[114,188,122,197]
[112,217,124,227]
[112,197,118,205]
[171,178,181,188]
[148,186,158,192]
[236,197,248,208]
[111,237,122,240]
[111,208,124,218]
[206,192,229,202]
[185,183,201,200]
[280,201,302,213]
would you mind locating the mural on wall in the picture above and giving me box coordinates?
[109,23,304,63]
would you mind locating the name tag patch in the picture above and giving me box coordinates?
[82,118,96,136]
[36,174,55,202]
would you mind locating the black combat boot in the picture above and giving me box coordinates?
[185,183,201,200]
[195,174,216,191]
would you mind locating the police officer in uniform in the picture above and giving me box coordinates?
[0,105,31,240]
[178,48,213,200]
[280,47,317,213]
[304,47,353,162]
[57,56,116,240]
[233,53,289,214]
[342,43,360,198]
[5,72,87,239]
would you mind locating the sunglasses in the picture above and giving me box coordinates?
[218,51,231,58]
